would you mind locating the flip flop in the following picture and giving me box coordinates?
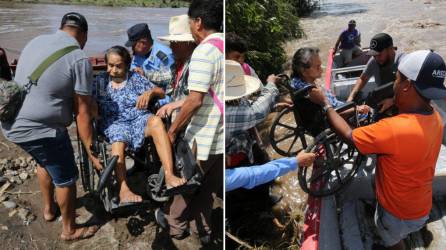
[60,225,99,241]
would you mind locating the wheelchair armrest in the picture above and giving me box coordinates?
[334,101,356,113]
[292,84,316,99]
[365,81,394,108]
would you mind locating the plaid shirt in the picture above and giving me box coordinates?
[225,82,279,161]
[290,77,344,107]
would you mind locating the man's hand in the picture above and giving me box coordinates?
[134,67,145,76]
[89,154,103,171]
[357,104,371,114]
[309,87,329,106]
[136,91,151,109]
[378,98,394,113]
[156,100,183,117]
[297,151,316,167]
[267,74,280,85]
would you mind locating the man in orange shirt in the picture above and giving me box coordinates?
[310,50,446,250]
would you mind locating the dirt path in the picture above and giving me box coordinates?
[0,130,222,250]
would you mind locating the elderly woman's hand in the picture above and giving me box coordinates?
[133,67,145,77]
[136,91,152,109]
[309,87,329,106]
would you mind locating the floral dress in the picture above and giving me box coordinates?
[92,71,155,151]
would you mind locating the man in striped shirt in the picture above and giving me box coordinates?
[156,0,223,246]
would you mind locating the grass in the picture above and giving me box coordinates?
[3,0,190,8]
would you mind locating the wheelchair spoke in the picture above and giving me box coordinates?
[287,134,300,154]
[335,169,344,184]
[276,132,297,143]
[277,122,297,131]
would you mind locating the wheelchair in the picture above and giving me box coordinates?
[75,103,202,214]
[269,75,372,197]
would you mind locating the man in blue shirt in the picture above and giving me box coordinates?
[226,151,315,192]
[125,23,174,90]
[333,20,362,66]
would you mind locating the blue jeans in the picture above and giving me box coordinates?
[18,129,78,187]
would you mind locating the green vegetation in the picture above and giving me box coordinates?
[226,0,319,81]
[4,0,190,8]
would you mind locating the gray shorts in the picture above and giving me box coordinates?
[340,46,362,64]
[374,203,428,247]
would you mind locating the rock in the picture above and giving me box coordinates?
[26,157,33,164]
[5,170,18,176]
[19,161,28,168]
[17,208,30,221]
[0,176,8,184]
[8,209,17,217]
[1,225,8,230]
[11,177,22,185]
[13,159,22,169]
[19,172,28,180]
[0,195,8,202]
[2,201,17,209]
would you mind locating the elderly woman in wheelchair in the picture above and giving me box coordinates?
[269,47,375,197]
[91,45,186,205]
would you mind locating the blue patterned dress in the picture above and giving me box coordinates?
[92,71,155,151]
[290,77,344,107]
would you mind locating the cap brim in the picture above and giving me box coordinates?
[414,84,446,100]
[225,75,261,101]
[125,40,134,47]
[158,34,195,42]
[366,49,380,56]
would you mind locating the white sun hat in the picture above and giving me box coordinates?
[158,14,195,42]
[225,60,261,101]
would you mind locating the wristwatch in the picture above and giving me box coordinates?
[322,104,333,114]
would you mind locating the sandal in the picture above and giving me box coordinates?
[60,225,99,241]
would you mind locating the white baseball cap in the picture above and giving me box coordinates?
[398,50,446,99]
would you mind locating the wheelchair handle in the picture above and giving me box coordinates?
[276,73,294,92]
[96,155,119,194]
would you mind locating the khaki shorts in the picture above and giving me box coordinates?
[374,203,428,247]
[340,45,362,65]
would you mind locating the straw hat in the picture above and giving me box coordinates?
[225,60,261,101]
[158,15,195,42]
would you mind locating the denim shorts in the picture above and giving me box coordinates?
[18,129,78,187]
[374,203,428,247]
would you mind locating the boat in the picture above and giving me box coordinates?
[301,48,446,250]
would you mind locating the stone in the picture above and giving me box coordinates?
[17,208,30,221]
[0,176,7,184]
[1,225,8,230]
[2,201,17,209]
[0,195,8,202]
[8,209,17,217]
[19,172,28,180]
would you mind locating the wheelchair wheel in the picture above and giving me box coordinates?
[298,129,364,197]
[269,106,312,156]
[147,172,169,203]
[79,144,97,193]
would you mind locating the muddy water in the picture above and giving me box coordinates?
[0,2,187,59]
[272,0,446,213]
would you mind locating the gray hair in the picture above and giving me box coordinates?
[291,47,320,78]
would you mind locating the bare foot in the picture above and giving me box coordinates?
[119,187,142,204]
[60,225,99,241]
[165,174,186,188]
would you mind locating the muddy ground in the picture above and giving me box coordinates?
[0,129,223,250]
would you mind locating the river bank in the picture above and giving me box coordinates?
[1,0,188,8]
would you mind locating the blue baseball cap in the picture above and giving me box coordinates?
[398,50,446,99]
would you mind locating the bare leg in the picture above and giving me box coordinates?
[57,184,98,240]
[111,142,142,203]
[144,116,186,187]
[36,166,56,221]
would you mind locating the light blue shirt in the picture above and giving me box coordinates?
[225,157,298,192]
[131,41,174,89]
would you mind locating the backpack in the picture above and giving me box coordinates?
[0,45,79,122]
